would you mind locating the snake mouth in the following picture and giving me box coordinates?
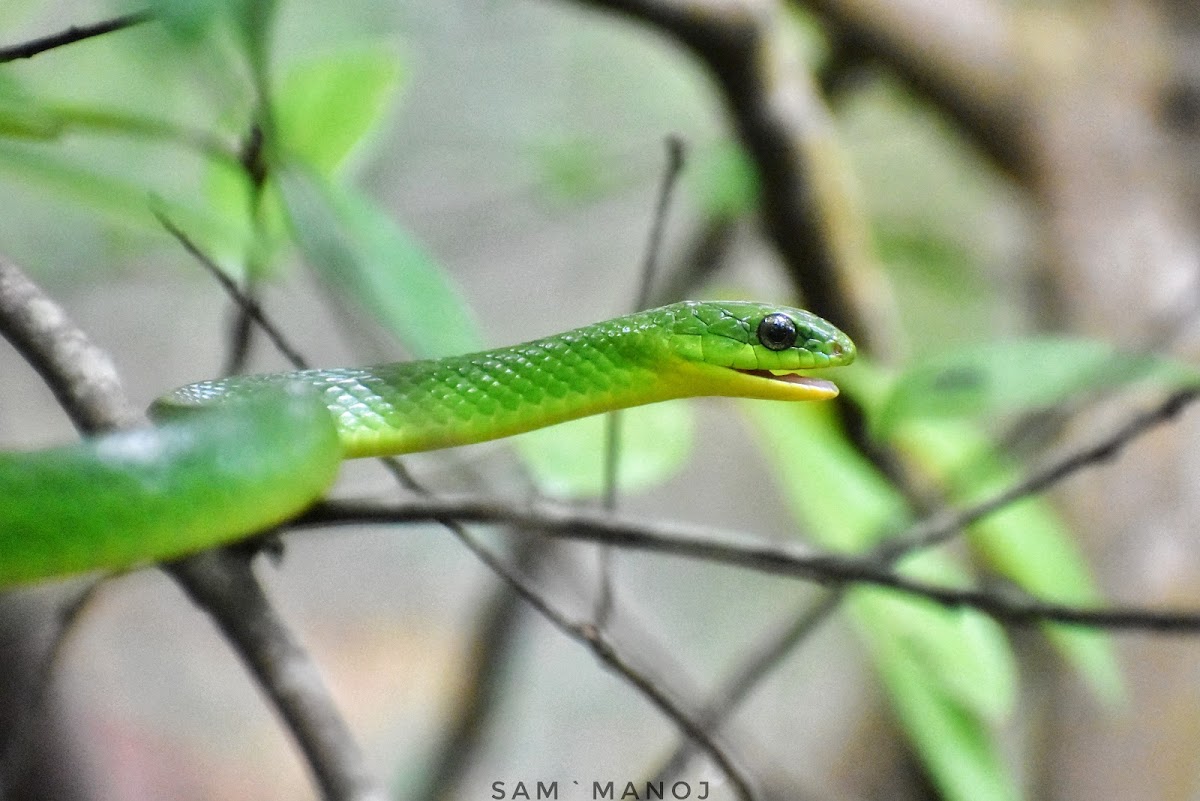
[732,368,840,400]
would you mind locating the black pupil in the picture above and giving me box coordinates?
[757,314,798,351]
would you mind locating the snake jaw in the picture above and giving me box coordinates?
[730,368,840,400]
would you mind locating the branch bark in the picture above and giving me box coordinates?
[579,0,887,351]
[0,10,152,63]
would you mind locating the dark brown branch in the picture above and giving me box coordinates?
[223,124,271,377]
[434,516,759,800]
[414,535,544,801]
[650,589,845,782]
[801,0,1026,175]
[0,10,153,63]
[389,480,757,798]
[578,0,875,344]
[298,496,1200,633]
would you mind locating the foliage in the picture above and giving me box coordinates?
[0,2,1179,799]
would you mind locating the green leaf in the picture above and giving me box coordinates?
[743,401,1020,799]
[876,338,1199,436]
[527,136,621,203]
[894,419,1123,703]
[149,0,227,42]
[686,141,759,218]
[0,140,248,254]
[865,610,1018,801]
[874,224,979,295]
[277,166,480,359]
[743,401,905,551]
[512,402,694,500]
[0,79,65,140]
[275,46,404,176]
[856,555,1014,722]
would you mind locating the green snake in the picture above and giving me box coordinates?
[0,300,854,588]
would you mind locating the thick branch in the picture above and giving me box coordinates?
[580,0,879,345]
[803,0,1026,174]
[0,257,137,432]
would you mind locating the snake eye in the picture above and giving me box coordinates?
[757,313,798,351]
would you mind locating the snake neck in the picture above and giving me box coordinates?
[335,319,683,457]
[164,313,686,459]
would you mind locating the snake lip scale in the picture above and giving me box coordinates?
[0,300,855,587]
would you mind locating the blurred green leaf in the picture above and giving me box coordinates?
[528,136,619,203]
[686,141,758,218]
[512,402,694,500]
[229,0,277,90]
[874,224,979,295]
[0,139,248,253]
[277,165,480,359]
[895,419,1123,703]
[149,0,227,42]
[744,401,1019,800]
[0,78,64,140]
[275,46,403,176]
[876,338,1199,436]
[855,556,1014,722]
[865,611,1018,801]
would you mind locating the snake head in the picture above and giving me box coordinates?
[659,301,856,401]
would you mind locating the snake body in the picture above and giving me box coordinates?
[0,301,854,587]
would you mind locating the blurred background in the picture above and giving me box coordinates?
[2,1,1200,800]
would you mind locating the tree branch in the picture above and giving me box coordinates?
[0,10,153,63]
[802,0,1026,174]
[872,386,1200,560]
[577,0,881,347]
[168,552,387,801]
[298,494,1200,633]
[430,516,760,800]
[0,256,138,432]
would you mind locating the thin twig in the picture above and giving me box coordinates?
[598,135,688,623]
[298,495,1200,633]
[0,10,153,62]
[436,516,759,800]
[223,125,271,376]
[392,467,758,797]
[872,387,1200,560]
[153,209,310,369]
[649,589,845,782]
[414,534,544,800]
[632,135,687,313]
